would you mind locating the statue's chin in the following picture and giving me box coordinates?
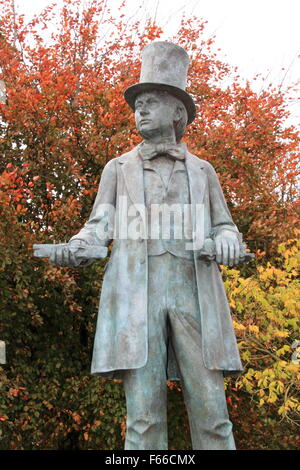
[138,127,157,140]
[138,126,176,143]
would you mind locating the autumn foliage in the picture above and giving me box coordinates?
[0,0,299,449]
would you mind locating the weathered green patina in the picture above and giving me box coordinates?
[47,41,248,450]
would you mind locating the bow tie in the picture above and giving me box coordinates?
[138,142,186,161]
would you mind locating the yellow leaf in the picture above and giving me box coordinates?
[233,320,246,331]
[249,325,259,333]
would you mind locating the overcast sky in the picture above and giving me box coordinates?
[13,0,300,123]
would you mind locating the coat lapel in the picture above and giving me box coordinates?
[185,151,206,206]
[185,152,207,249]
[119,147,145,208]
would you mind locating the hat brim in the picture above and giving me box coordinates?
[124,83,196,124]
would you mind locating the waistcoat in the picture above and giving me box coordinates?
[142,153,193,260]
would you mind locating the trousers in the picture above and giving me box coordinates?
[121,252,235,450]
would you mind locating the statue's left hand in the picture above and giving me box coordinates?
[215,229,240,266]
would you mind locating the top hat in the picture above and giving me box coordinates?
[124,41,196,124]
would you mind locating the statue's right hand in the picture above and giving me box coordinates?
[49,240,86,267]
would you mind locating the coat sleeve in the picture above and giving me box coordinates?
[205,161,239,238]
[69,158,117,247]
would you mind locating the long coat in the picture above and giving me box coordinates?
[71,146,243,378]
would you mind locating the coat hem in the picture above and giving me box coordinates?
[90,367,244,380]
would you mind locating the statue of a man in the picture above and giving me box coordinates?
[50,42,243,450]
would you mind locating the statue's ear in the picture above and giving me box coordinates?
[173,105,183,123]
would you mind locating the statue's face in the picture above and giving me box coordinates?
[135,91,179,140]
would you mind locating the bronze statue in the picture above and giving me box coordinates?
[34,41,252,450]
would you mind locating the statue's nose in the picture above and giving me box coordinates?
[139,106,149,116]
